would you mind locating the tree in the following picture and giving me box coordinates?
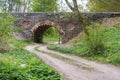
[65,0,89,36]
[65,0,107,55]
[22,0,32,12]
[87,0,120,12]
[0,0,31,12]
[31,0,58,12]
[0,0,21,12]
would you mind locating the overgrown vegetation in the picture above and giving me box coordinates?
[87,0,120,12]
[84,24,106,56]
[48,24,120,66]
[43,27,59,42]
[0,13,15,52]
[0,39,63,80]
[0,13,63,80]
[31,0,58,12]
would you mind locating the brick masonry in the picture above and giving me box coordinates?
[12,12,120,43]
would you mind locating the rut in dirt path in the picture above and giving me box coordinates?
[25,44,120,80]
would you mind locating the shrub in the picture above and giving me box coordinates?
[84,24,106,56]
[0,13,15,52]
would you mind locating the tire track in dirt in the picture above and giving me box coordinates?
[25,44,120,80]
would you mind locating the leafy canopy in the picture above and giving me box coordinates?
[87,0,120,12]
[31,0,58,12]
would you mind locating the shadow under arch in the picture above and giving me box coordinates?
[31,20,65,43]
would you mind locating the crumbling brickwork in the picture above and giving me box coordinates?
[12,12,120,43]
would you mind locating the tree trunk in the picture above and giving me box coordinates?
[65,0,89,36]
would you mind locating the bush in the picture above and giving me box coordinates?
[84,24,106,56]
[0,13,16,52]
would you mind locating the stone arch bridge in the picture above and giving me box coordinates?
[12,12,120,43]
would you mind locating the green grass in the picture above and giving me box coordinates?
[48,25,120,66]
[43,35,59,42]
[0,39,63,80]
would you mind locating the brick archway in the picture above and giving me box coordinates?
[31,20,65,43]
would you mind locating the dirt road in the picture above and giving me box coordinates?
[25,44,120,80]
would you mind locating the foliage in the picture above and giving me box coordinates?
[43,35,59,43]
[0,39,63,80]
[0,13,16,52]
[87,0,120,12]
[48,24,120,66]
[83,24,105,55]
[0,0,21,12]
[43,27,59,42]
[44,27,58,36]
[31,0,58,12]
[49,24,106,56]
[0,0,31,12]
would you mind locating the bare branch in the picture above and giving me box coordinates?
[73,0,79,11]
[65,0,74,11]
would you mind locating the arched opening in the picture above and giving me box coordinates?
[33,25,50,43]
[33,25,60,43]
[31,21,64,44]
